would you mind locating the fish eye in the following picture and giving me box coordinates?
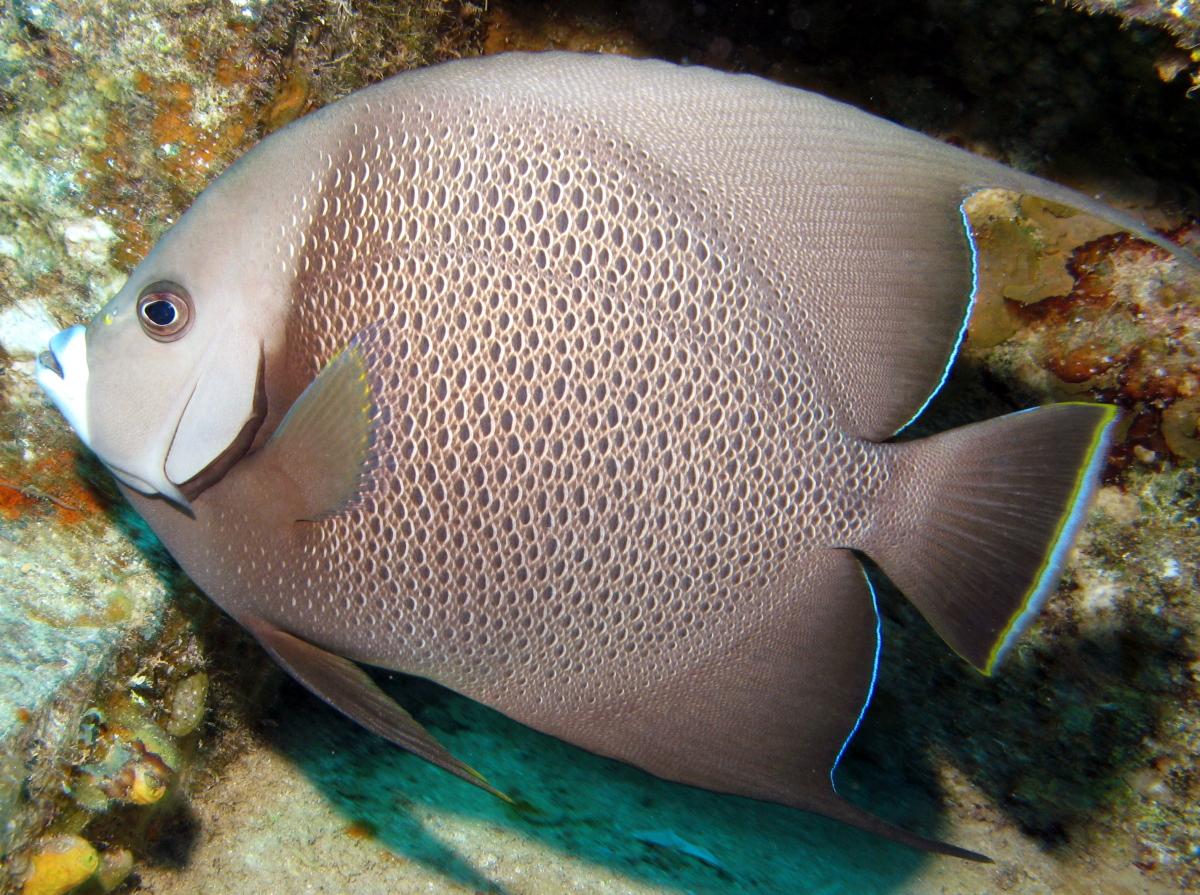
[136,282,193,342]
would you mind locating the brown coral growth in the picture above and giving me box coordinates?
[1007,224,1200,478]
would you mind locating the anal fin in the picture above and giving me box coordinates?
[574,548,989,861]
[245,617,508,801]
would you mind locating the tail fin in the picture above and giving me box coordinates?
[869,403,1116,674]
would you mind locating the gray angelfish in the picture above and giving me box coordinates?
[35,51,1199,861]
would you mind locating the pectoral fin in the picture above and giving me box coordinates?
[245,617,508,801]
[251,333,380,522]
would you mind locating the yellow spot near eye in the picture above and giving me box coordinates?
[103,313,114,325]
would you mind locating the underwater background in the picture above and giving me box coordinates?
[0,0,1199,893]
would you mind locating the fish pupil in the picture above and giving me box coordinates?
[144,299,177,327]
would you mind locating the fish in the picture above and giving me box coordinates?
[34,51,1199,862]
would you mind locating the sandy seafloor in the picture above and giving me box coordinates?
[135,676,1175,895]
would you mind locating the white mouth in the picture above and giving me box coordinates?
[36,325,91,446]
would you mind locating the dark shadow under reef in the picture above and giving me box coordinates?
[265,669,940,895]
[858,358,1198,857]
[490,0,1200,203]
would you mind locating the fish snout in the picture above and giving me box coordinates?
[35,325,91,445]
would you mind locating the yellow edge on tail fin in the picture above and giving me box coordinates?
[982,403,1118,675]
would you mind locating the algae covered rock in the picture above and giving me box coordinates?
[0,0,482,887]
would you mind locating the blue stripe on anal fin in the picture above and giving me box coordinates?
[869,403,1118,674]
[830,566,882,784]
[821,566,991,863]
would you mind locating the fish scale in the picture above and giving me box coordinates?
[34,51,1200,862]
[261,95,887,703]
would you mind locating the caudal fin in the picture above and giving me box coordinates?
[869,403,1116,674]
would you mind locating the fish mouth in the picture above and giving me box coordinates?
[35,325,91,445]
[37,348,63,378]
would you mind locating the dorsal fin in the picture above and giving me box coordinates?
[441,53,1198,439]
[970,164,1200,273]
